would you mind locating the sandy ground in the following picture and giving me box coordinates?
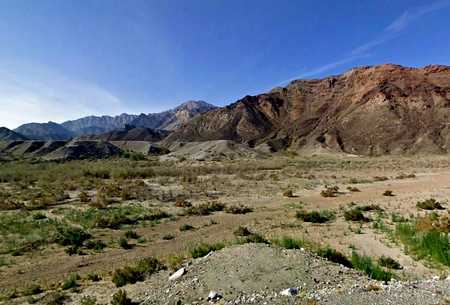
[2,155,450,302]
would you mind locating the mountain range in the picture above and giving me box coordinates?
[10,101,216,140]
[3,64,450,158]
[164,64,450,155]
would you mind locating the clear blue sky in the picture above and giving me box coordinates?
[1,0,450,129]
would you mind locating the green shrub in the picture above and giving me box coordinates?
[79,191,90,203]
[354,204,382,212]
[344,210,367,222]
[112,257,161,287]
[184,201,225,216]
[61,274,80,290]
[84,239,106,252]
[163,234,174,240]
[274,236,306,250]
[240,233,268,244]
[396,223,450,266]
[87,273,101,282]
[321,186,339,198]
[23,284,42,296]
[378,255,401,269]
[350,251,393,281]
[111,289,131,305]
[295,210,336,223]
[233,226,252,237]
[179,224,195,231]
[124,229,138,239]
[283,190,294,197]
[189,242,226,259]
[416,198,444,210]
[56,226,90,247]
[224,204,253,214]
[173,198,192,207]
[346,186,360,192]
[316,247,352,268]
[65,245,80,256]
[118,237,131,249]
[383,190,394,196]
[33,212,47,220]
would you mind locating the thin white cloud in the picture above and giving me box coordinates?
[0,62,127,129]
[280,0,450,85]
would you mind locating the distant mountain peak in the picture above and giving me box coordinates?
[13,101,217,140]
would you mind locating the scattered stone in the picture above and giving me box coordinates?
[169,267,186,281]
[206,290,222,301]
[281,288,297,296]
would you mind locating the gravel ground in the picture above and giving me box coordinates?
[15,243,450,305]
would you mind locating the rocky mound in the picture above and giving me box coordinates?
[19,243,450,305]
[42,140,124,161]
[165,64,450,155]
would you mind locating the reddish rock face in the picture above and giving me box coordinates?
[165,64,450,155]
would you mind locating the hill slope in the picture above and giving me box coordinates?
[0,127,29,140]
[13,122,75,140]
[165,64,450,155]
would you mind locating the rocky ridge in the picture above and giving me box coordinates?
[165,64,450,155]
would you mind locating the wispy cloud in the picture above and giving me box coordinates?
[0,62,127,129]
[280,0,450,85]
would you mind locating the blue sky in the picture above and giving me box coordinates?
[1,0,450,129]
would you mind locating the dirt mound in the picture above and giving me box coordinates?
[165,64,450,155]
[18,243,450,305]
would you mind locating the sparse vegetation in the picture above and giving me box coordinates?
[344,209,368,222]
[189,242,226,259]
[179,224,195,231]
[383,190,394,196]
[296,209,336,223]
[111,289,131,305]
[112,257,162,287]
[3,155,450,299]
[320,186,339,197]
[283,189,294,197]
[416,198,444,210]
[378,255,401,269]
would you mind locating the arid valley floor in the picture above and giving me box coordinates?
[3,152,450,304]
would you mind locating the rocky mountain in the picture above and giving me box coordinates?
[13,122,76,140]
[61,113,139,136]
[60,100,216,135]
[75,126,171,142]
[0,127,29,141]
[129,100,217,131]
[164,64,450,155]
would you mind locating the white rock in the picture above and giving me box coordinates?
[433,276,440,280]
[207,291,218,300]
[446,276,450,281]
[281,288,297,296]
[169,267,186,281]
